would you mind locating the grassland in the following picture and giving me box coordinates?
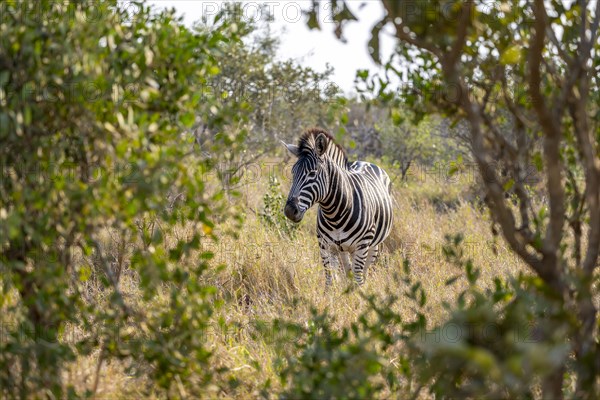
[67,159,526,398]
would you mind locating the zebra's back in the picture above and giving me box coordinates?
[349,161,392,194]
[317,160,393,251]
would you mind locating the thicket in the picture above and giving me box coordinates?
[304,1,600,397]
[0,1,248,397]
[2,1,598,399]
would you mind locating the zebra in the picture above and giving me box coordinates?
[282,128,393,286]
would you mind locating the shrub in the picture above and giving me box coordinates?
[273,236,573,398]
[309,1,600,397]
[0,1,247,397]
[260,175,299,239]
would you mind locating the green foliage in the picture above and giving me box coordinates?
[1,1,596,398]
[377,111,453,179]
[415,235,571,398]
[272,237,573,399]
[307,1,600,397]
[260,175,299,239]
[278,309,385,400]
[408,277,569,398]
[0,1,247,397]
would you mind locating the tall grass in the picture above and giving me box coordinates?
[66,160,525,398]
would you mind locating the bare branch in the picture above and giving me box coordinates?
[554,0,598,115]
[568,97,600,274]
[530,0,566,263]
[481,112,535,242]
[588,0,600,50]
[500,74,535,130]
[445,1,474,69]
[480,112,517,160]
[546,24,573,64]
[563,1,600,274]
[565,167,584,268]
[513,120,534,234]
[453,76,565,290]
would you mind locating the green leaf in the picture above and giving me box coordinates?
[180,112,195,128]
[356,69,369,80]
[503,178,515,191]
[465,260,480,284]
[448,164,459,177]
[368,20,385,64]
[500,45,522,65]
[307,8,320,30]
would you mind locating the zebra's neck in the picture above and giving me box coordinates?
[324,144,348,169]
[319,160,353,218]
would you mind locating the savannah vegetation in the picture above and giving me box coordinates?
[1,1,599,398]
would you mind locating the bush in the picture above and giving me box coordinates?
[278,309,386,400]
[271,236,575,398]
[308,1,600,397]
[0,1,246,397]
[260,175,299,239]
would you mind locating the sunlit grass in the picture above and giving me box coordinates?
[67,160,526,398]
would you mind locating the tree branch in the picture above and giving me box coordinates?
[568,91,600,275]
[445,1,474,69]
[453,76,562,289]
[530,0,566,266]
[545,24,573,65]
[382,0,443,59]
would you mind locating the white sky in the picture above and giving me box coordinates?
[145,1,396,94]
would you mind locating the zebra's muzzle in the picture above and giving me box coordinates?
[284,199,304,223]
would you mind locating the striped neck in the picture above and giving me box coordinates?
[323,142,349,170]
[319,160,353,218]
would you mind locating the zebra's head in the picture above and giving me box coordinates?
[282,129,345,223]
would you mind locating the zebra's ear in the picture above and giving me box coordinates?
[315,133,328,156]
[281,140,300,157]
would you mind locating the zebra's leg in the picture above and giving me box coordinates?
[319,242,338,286]
[351,244,370,285]
[364,244,380,274]
[328,251,341,284]
[339,251,352,276]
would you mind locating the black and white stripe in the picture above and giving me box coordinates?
[283,128,393,285]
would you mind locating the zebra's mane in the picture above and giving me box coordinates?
[297,128,348,167]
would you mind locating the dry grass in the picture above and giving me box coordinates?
[66,160,527,398]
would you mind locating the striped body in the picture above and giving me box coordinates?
[283,129,393,285]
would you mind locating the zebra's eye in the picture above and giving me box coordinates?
[306,170,318,179]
